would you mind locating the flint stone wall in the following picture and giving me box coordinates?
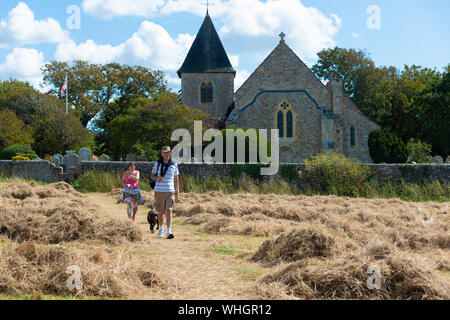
[0,160,67,183]
[0,161,449,185]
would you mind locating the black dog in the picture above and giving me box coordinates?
[147,209,159,233]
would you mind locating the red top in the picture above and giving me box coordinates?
[124,172,139,189]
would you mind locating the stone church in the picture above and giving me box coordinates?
[178,13,380,163]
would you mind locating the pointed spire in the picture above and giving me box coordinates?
[177,14,235,77]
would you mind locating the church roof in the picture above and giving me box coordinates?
[177,14,235,77]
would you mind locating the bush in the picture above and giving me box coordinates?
[11,156,30,161]
[298,153,370,197]
[407,139,432,164]
[19,154,39,160]
[369,128,408,163]
[0,144,38,160]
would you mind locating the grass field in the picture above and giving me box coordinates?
[0,179,448,300]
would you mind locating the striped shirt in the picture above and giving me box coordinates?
[152,161,179,193]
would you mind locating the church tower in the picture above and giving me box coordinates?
[178,13,235,122]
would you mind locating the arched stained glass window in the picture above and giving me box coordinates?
[206,83,213,103]
[287,110,293,138]
[350,126,355,146]
[277,110,284,137]
[201,83,207,103]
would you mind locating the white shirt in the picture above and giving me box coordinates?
[152,161,179,193]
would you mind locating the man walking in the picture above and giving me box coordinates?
[151,146,179,239]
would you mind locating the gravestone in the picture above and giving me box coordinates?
[66,154,79,169]
[137,155,149,162]
[53,154,63,166]
[126,153,137,162]
[431,156,444,164]
[63,152,78,173]
[99,154,110,161]
[78,147,91,162]
[92,155,99,162]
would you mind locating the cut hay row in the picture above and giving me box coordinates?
[254,250,449,300]
[1,182,448,300]
[0,182,177,299]
[0,242,167,298]
[175,192,449,251]
[173,191,449,300]
[0,182,143,245]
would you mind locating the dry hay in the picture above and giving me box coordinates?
[252,227,336,265]
[94,220,143,245]
[182,214,216,226]
[0,182,143,245]
[176,192,449,300]
[0,242,166,298]
[176,192,449,250]
[255,250,450,300]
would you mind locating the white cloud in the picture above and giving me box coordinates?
[55,39,124,64]
[0,2,69,47]
[229,55,240,69]
[0,47,45,88]
[352,32,362,39]
[82,0,341,60]
[55,21,195,73]
[82,0,166,19]
[235,69,250,89]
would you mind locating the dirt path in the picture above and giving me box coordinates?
[87,193,270,300]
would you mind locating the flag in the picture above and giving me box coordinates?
[61,75,67,97]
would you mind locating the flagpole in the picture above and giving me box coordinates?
[65,73,68,116]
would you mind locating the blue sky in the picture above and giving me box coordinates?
[0,0,449,91]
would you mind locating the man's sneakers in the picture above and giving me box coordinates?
[158,227,174,239]
[167,233,175,240]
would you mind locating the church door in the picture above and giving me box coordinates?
[279,148,294,163]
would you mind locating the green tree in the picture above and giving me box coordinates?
[0,80,39,124]
[407,139,432,164]
[31,96,93,156]
[41,61,168,127]
[95,93,207,160]
[368,128,408,164]
[312,48,446,145]
[353,65,397,126]
[0,109,34,150]
[392,65,443,141]
[415,65,450,159]
[312,47,375,98]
